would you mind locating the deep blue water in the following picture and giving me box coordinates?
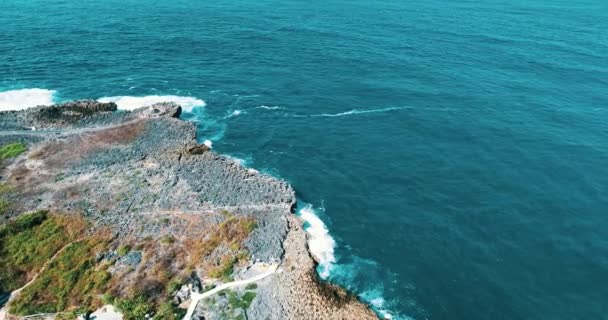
[2,0,608,319]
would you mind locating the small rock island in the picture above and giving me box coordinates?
[0,101,377,320]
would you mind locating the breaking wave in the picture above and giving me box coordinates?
[298,204,336,279]
[0,88,57,111]
[97,95,206,112]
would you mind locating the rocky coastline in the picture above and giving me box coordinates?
[0,100,378,320]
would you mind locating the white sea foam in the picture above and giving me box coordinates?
[232,109,242,116]
[255,105,284,110]
[360,289,399,320]
[203,140,213,148]
[305,106,410,118]
[0,88,57,111]
[225,155,251,167]
[298,205,336,279]
[97,95,206,112]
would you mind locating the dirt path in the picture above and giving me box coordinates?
[0,119,144,137]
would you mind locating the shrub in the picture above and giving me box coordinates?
[245,283,257,290]
[166,279,182,294]
[117,245,130,257]
[153,301,185,320]
[101,293,115,305]
[160,235,175,245]
[226,290,256,310]
[208,256,237,282]
[115,295,152,320]
[241,291,257,308]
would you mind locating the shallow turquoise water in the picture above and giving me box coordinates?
[1,0,608,319]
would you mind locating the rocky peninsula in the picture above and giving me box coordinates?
[0,101,378,320]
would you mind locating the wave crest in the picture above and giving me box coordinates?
[0,88,56,111]
[97,95,206,112]
[298,204,336,279]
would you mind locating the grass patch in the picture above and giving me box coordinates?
[0,211,86,293]
[114,295,152,320]
[208,256,237,282]
[153,301,186,320]
[8,237,110,315]
[117,244,131,257]
[241,291,256,308]
[226,290,257,310]
[160,235,175,245]
[0,142,26,160]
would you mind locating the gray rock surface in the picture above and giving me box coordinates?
[0,100,377,320]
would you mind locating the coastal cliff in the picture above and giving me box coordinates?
[0,101,377,320]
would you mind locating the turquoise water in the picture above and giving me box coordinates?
[2,0,608,319]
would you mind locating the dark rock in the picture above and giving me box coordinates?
[188,144,210,155]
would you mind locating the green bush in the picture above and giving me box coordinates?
[116,244,130,257]
[0,142,26,160]
[101,293,115,305]
[245,283,257,290]
[7,210,48,233]
[115,295,152,320]
[226,290,256,310]
[160,235,175,245]
[241,291,256,308]
[166,279,182,294]
[153,301,185,320]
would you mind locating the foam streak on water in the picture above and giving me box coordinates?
[294,106,411,118]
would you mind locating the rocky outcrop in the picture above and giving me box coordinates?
[0,100,377,320]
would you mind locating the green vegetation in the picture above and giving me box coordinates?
[0,211,86,293]
[209,256,237,281]
[226,289,257,310]
[0,183,12,217]
[117,244,131,257]
[160,235,175,245]
[8,238,109,315]
[153,301,186,320]
[241,291,257,308]
[166,279,183,294]
[0,142,26,160]
[1,211,188,317]
[109,294,184,320]
[114,295,152,320]
[220,210,234,219]
[245,283,257,290]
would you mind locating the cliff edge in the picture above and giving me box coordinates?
[0,101,377,320]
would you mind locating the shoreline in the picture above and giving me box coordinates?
[0,100,379,320]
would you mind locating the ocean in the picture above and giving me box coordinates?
[1,0,607,319]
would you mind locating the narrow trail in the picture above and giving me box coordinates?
[0,238,86,320]
[0,118,144,137]
[182,263,279,320]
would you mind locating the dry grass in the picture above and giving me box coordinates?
[183,215,257,280]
